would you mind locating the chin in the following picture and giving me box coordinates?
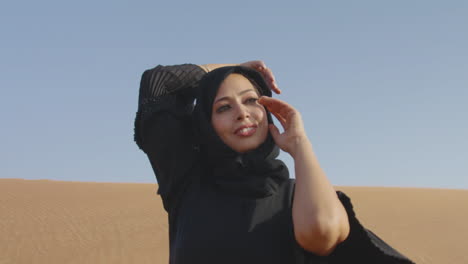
[226,129,269,153]
[236,146,258,153]
[232,139,265,153]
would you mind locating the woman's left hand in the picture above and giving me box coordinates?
[201,60,281,94]
[240,60,281,94]
[258,96,308,156]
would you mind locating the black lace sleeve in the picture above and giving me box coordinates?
[137,64,206,106]
[134,64,206,151]
[133,64,206,211]
[294,191,415,264]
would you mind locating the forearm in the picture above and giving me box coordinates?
[291,137,350,256]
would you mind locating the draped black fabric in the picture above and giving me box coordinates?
[133,64,415,264]
[134,64,205,153]
[134,64,206,211]
[192,66,289,198]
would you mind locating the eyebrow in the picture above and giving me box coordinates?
[213,89,256,104]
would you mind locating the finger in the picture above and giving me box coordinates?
[241,61,280,93]
[261,67,281,94]
[269,124,281,142]
[259,98,296,129]
[259,97,284,118]
[273,82,281,94]
[255,60,267,70]
[258,96,294,117]
[241,60,266,70]
[258,97,285,125]
[263,104,288,129]
[262,67,274,82]
[270,110,287,129]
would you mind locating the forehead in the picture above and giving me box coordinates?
[215,74,259,98]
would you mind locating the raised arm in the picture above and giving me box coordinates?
[135,61,279,212]
[258,96,350,256]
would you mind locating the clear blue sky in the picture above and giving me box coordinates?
[1,1,467,189]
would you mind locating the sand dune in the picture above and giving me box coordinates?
[1,179,467,264]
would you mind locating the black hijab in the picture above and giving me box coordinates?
[192,66,289,198]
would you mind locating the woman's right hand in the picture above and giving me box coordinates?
[258,96,308,157]
[240,60,281,94]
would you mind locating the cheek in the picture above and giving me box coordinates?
[254,107,269,135]
[256,107,268,126]
[211,115,230,137]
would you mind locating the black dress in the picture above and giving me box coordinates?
[134,64,415,264]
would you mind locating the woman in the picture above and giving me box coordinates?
[134,61,414,263]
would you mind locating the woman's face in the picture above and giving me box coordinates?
[211,74,269,153]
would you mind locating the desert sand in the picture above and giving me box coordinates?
[1,178,467,264]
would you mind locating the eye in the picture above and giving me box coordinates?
[216,104,231,113]
[245,97,259,104]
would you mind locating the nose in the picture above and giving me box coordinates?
[236,105,250,121]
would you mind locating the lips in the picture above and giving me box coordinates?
[234,124,257,137]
